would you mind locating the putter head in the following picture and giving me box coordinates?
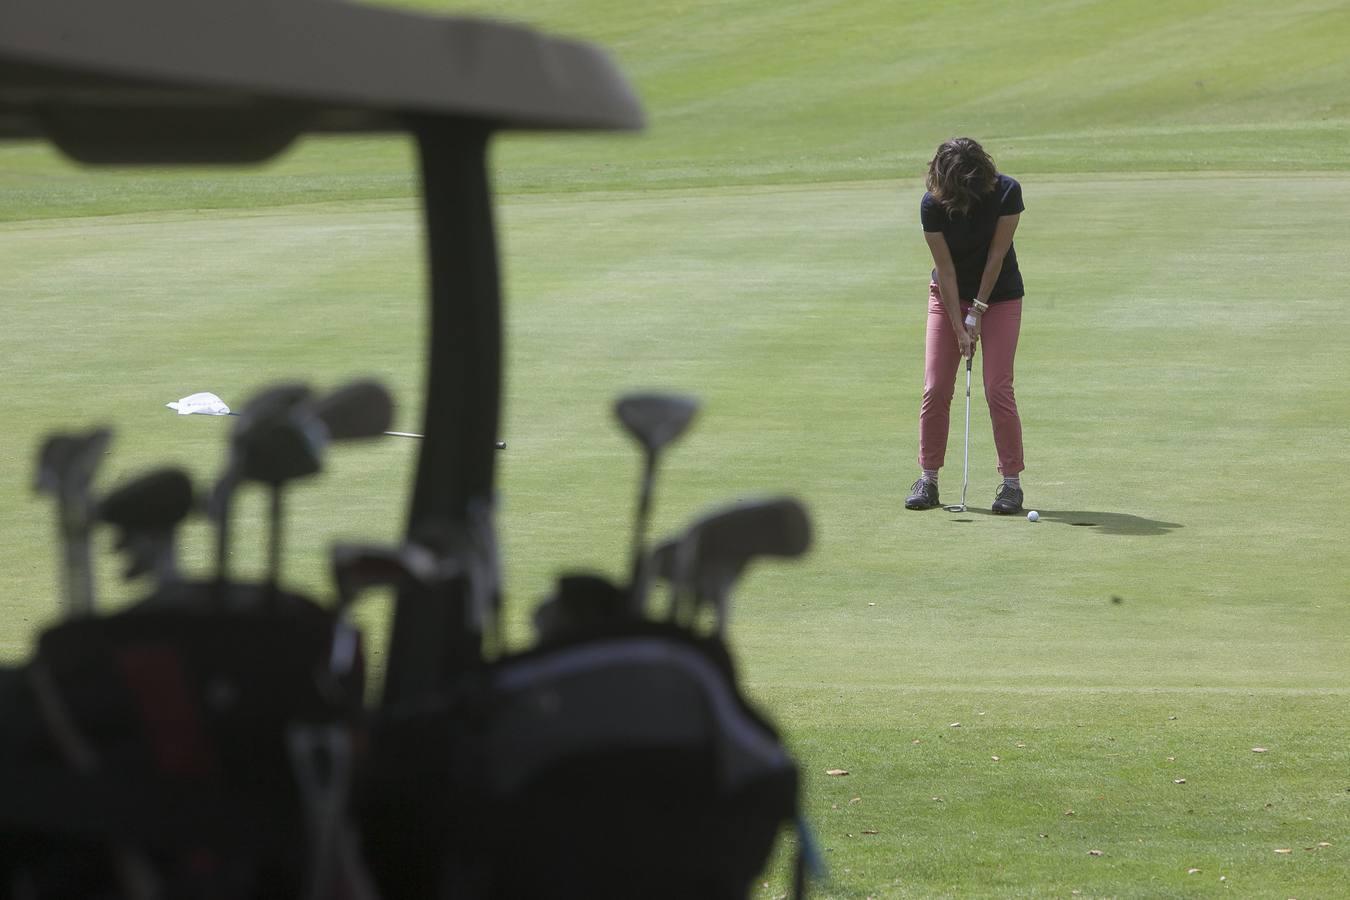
[614,392,699,454]
[314,379,395,441]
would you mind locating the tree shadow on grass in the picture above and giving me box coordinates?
[1035,510,1182,536]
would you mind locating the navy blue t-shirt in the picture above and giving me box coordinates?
[920,174,1025,303]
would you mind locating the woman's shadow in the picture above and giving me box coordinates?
[1032,510,1182,536]
[952,509,1181,535]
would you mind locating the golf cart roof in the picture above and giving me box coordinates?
[0,0,642,163]
[1,0,645,705]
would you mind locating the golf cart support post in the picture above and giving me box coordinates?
[0,0,644,705]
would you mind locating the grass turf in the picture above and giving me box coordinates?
[2,0,1349,896]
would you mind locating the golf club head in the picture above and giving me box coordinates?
[209,383,313,589]
[614,392,700,454]
[647,535,691,623]
[34,428,112,501]
[408,505,501,643]
[34,435,78,495]
[690,497,812,567]
[532,573,627,643]
[236,383,314,431]
[99,467,195,581]
[331,541,440,610]
[112,532,165,581]
[648,536,681,584]
[99,467,195,533]
[677,496,812,634]
[229,383,324,486]
[236,418,326,485]
[33,427,113,616]
[615,392,700,615]
[313,379,395,441]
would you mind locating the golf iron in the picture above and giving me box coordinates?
[655,496,812,636]
[208,383,313,594]
[34,427,113,617]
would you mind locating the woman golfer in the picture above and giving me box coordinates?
[905,137,1026,514]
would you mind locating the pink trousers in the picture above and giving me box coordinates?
[919,283,1024,476]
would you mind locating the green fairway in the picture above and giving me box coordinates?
[2,0,1348,897]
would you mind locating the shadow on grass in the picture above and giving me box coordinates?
[1036,510,1182,535]
[943,508,1182,535]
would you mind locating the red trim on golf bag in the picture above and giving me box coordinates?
[115,644,217,778]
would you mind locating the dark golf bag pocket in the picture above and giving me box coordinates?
[359,632,798,900]
[0,591,367,899]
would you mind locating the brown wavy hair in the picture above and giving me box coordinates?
[925,138,998,215]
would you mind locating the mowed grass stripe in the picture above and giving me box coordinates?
[3,0,1347,221]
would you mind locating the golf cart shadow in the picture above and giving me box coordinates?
[1037,510,1182,536]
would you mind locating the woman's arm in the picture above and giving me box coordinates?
[974,213,1020,306]
[967,213,1020,342]
[924,231,973,358]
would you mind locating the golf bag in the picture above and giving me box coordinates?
[0,585,373,900]
[359,620,800,900]
[4,383,812,899]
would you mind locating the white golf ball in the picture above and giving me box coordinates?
[1027,510,1040,522]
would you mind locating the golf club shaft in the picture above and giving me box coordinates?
[268,488,284,590]
[383,431,506,449]
[219,413,505,446]
[626,452,657,611]
[961,355,971,511]
[152,539,179,589]
[60,523,95,617]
